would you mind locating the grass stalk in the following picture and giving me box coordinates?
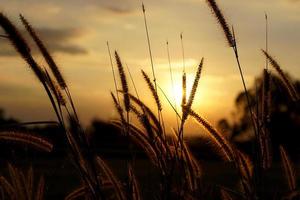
[107,41,120,103]
[166,41,180,133]
[141,3,161,124]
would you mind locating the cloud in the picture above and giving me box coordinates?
[0,27,87,56]
[97,0,137,14]
[51,0,138,15]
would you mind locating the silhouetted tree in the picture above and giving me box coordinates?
[218,71,300,159]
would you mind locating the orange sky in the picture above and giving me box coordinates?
[0,0,299,133]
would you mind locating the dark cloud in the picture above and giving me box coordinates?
[93,0,137,14]
[44,0,137,14]
[0,27,87,56]
[106,6,134,14]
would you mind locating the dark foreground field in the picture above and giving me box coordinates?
[0,152,294,199]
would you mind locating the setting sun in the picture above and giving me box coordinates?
[0,0,300,199]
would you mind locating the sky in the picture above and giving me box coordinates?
[0,0,299,133]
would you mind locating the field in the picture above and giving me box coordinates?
[0,0,299,200]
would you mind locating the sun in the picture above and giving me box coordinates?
[165,82,191,108]
[161,75,213,114]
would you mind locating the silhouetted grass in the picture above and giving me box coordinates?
[0,1,299,199]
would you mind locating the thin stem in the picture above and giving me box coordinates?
[232,26,258,137]
[265,13,268,70]
[42,81,63,125]
[141,3,160,123]
[65,87,79,122]
[179,33,187,143]
[180,33,186,73]
[232,26,261,197]
[107,41,120,103]
[126,63,140,100]
[157,85,182,120]
[166,40,180,133]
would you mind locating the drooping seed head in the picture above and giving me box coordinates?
[206,0,234,47]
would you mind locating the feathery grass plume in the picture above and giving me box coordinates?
[219,187,248,200]
[128,164,141,200]
[220,189,234,200]
[130,105,169,159]
[35,176,45,200]
[140,3,165,137]
[65,186,88,200]
[236,150,254,191]
[186,58,204,109]
[67,116,104,194]
[130,105,155,141]
[181,141,201,191]
[263,133,272,169]
[125,92,163,133]
[20,167,32,200]
[20,14,67,89]
[0,131,53,152]
[20,15,80,121]
[112,121,160,168]
[114,113,167,169]
[0,13,63,124]
[0,176,15,198]
[56,84,66,106]
[26,166,33,200]
[141,3,158,100]
[205,0,258,178]
[189,110,235,161]
[44,69,66,106]
[120,94,167,164]
[141,70,162,111]
[8,164,26,200]
[0,13,45,83]
[261,69,272,169]
[0,121,59,128]
[111,92,126,126]
[258,128,271,170]
[4,14,101,199]
[5,165,46,200]
[183,58,204,122]
[115,51,130,112]
[130,104,168,167]
[262,50,299,101]
[205,0,234,47]
[120,118,169,189]
[64,129,100,200]
[169,129,180,158]
[95,156,126,200]
[129,106,169,163]
[259,69,272,169]
[279,145,297,191]
[262,69,271,125]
